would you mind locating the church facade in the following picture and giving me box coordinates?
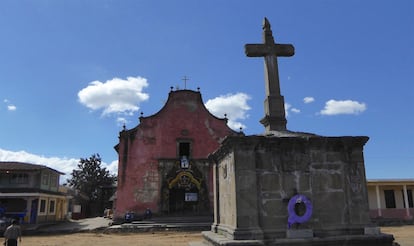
[113,89,238,219]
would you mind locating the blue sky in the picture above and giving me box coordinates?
[0,1,413,182]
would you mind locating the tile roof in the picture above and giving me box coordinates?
[0,161,64,174]
[0,187,65,196]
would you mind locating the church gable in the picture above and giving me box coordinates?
[129,89,235,159]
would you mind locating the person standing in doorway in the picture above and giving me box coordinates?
[4,220,21,246]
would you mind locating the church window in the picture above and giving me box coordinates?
[384,190,396,208]
[178,141,191,168]
[179,142,190,157]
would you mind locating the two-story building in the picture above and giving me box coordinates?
[0,162,68,224]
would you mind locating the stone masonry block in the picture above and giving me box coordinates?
[326,152,345,162]
[281,173,297,192]
[237,170,257,191]
[262,199,286,217]
[311,151,325,162]
[298,173,311,192]
[259,173,280,191]
[260,215,287,231]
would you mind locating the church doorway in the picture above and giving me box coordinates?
[168,187,199,214]
[163,168,208,215]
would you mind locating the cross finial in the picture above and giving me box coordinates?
[182,76,190,89]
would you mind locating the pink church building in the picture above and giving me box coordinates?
[113,88,239,219]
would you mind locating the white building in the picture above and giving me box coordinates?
[367,179,414,221]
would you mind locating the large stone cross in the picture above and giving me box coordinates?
[245,17,294,132]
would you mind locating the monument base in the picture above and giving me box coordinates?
[286,229,313,239]
[190,230,395,246]
[189,231,264,246]
[365,226,381,235]
[213,224,264,240]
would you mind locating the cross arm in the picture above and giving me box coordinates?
[245,43,295,57]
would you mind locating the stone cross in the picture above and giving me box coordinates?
[245,17,294,132]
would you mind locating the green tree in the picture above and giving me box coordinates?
[67,154,116,216]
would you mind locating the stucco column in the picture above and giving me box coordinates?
[403,185,412,219]
[375,185,382,217]
[25,198,32,224]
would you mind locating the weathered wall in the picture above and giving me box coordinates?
[217,152,237,227]
[213,135,371,240]
[114,90,236,218]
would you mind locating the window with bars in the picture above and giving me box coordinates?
[42,173,49,185]
[384,190,396,208]
[10,173,28,184]
[39,199,47,214]
[179,142,190,157]
[49,200,56,213]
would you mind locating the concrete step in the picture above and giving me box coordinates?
[151,215,213,223]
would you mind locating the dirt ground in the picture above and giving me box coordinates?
[381,225,414,245]
[17,226,413,246]
[19,231,203,246]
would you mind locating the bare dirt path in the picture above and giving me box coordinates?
[381,225,414,245]
[20,231,203,246]
[18,226,413,246]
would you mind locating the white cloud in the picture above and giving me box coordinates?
[3,99,17,111]
[303,97,315,104]
[320,99,367,115]
[205,93,251,130]
[78,76,149,116]
[285,103,300,116]
[7,105,17,111]
[106,160,119,175]
[285,103,291,117]
[0,148,118,184]
[116,117,128,126]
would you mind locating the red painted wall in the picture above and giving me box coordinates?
[370,208,414,220]
[114,90,236,219]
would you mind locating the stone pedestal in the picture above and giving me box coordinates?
[196,133,394,246]
[286,229,313,239]
[364,226,381,235]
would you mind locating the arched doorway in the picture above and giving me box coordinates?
[168,171,201,215]
[159,159,211,216]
